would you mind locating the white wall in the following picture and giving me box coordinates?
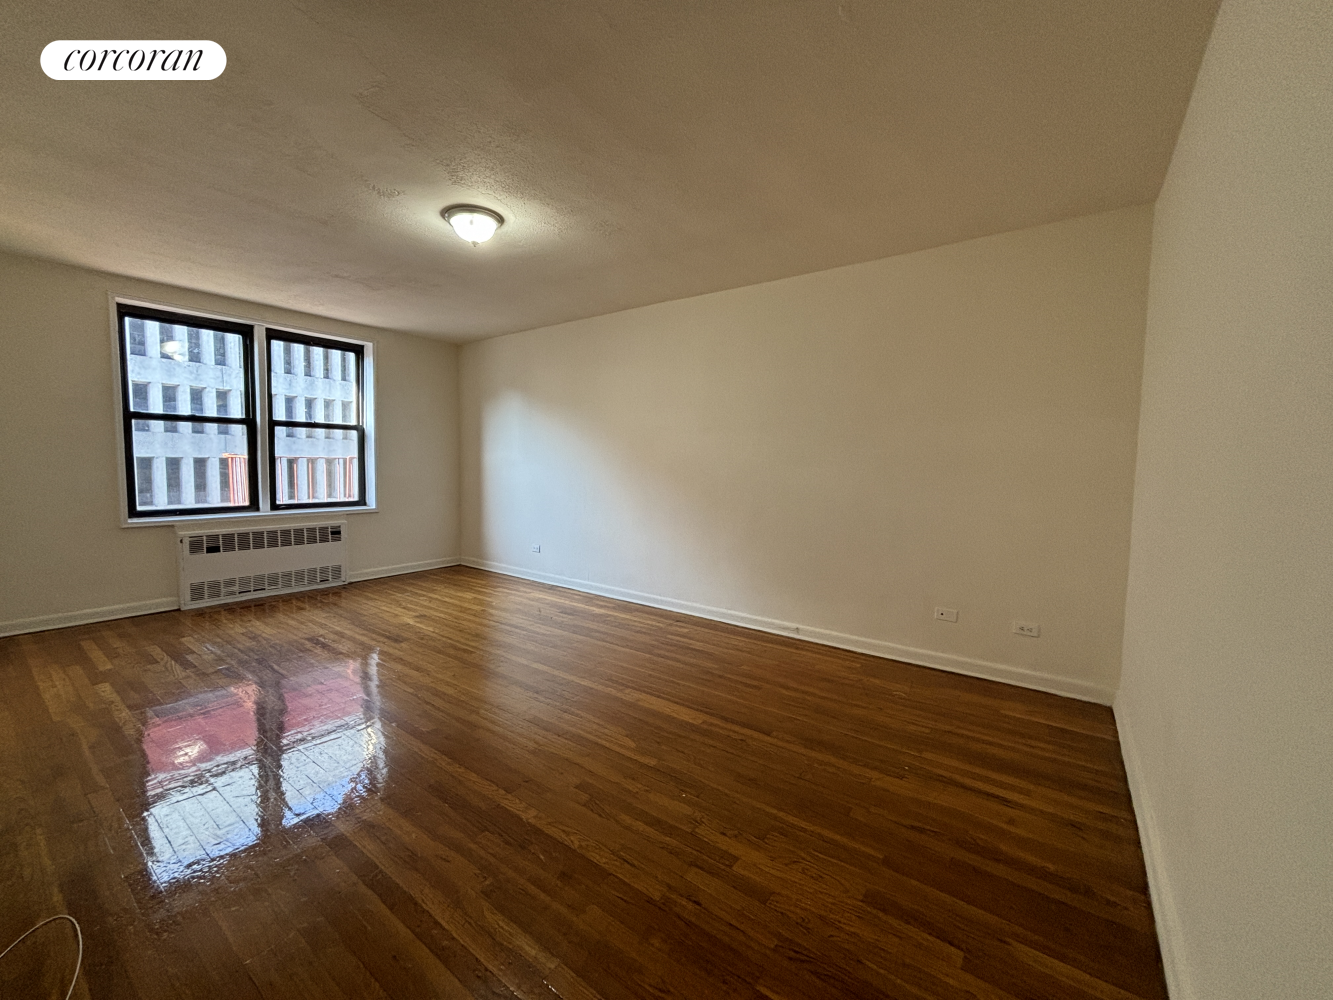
[0,251,461,634]
[1116,0,1333,996]
[461,206,1152,702]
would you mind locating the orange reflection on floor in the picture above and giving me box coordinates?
[134,655,383,885]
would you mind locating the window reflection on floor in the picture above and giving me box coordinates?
[137,653,384,885]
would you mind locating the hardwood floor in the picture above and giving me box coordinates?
[0,567,1165,999]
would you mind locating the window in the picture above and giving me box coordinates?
[132,382,150,431]
[165,457,182,506]
[118,305,257,519]
[216,389,232,435]
[190,386,206,433]
[116,303,370,520]
[135,457,154,506]
[193,457,210,504]
[268,330,366,510]
[161,384,179,433]
[159,324,183,361]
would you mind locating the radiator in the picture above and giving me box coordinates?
[177,522,348,609]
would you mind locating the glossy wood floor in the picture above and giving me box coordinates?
[0,567,1165,999]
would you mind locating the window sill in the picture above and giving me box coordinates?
[122,505,377,528]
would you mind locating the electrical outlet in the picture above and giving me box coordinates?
[531,544,541,553]
[1013,621,1040,637]
[934,607,958,623]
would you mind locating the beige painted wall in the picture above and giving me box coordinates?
[0,251,460,633]
[461,206,1152,701]
[1116,0,1333,996]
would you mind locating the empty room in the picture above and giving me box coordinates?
[1,1,1328,998]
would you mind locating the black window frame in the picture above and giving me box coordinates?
[117,304,260,520]
[265,328,368,511]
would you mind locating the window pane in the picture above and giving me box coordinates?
[129,425,251,512]
[122,310,256,517]
[268,333,364,507]
[125,321,247,416]
[273,430,359,504]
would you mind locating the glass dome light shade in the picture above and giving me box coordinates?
[443,206,503,245]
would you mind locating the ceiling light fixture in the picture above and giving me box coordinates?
[442,205,504,246]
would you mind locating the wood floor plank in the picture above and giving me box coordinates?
[0,567,1167,998]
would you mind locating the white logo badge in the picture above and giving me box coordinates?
[41,41,226,80]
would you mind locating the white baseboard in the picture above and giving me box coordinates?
[348,557,460,583]
[461,558,1115,705]
[0,597,180,638]
[0,559,462,637]
[1116,705,1190,999]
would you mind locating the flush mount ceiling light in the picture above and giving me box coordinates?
[441,205,504,246]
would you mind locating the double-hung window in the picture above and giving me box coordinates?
[268,330,366,509]
[118,305,258,518]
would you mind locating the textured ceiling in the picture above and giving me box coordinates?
[0,0,1219,340]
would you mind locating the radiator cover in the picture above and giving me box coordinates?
[177,522,348,609]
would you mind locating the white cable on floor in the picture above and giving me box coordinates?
[0,914,83,1000]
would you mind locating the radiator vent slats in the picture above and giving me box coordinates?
[179,522,347,609]
[185,565,344,607]
[182,523,344,557]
